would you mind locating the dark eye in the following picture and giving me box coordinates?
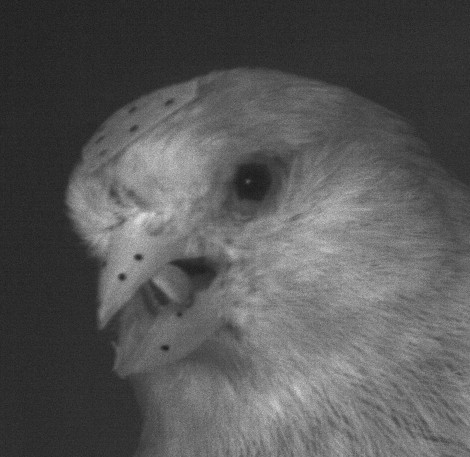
[227,155,285,219]
[234,163,272,201]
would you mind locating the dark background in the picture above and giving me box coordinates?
[3,1,470,456]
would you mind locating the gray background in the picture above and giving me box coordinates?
[3,2,470,456]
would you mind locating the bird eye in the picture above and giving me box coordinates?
[234,163,272,201]
[228,155,285,219]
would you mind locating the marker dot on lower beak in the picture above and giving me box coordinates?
[118,273,127,281]
[160,345,170,351]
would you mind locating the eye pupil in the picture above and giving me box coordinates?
[234,164,272,201]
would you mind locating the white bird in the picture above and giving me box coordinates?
[67,68,470,457]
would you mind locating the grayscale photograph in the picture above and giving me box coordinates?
[3,2,470,456]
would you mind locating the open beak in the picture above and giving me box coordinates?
[98,218,187,329]
[98,217,223,373]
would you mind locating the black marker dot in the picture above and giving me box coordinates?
[134,253,143,261]
[164,98,174,106]
[129,124,138,132]
[118,273,127,281]
[160,345,170,351]
[176,312,183,317]
[128,106,137,113]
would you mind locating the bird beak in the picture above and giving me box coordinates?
[98,218,223,372]
[98,218,187,329]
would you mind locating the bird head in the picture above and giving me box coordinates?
[66,69,470,456]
